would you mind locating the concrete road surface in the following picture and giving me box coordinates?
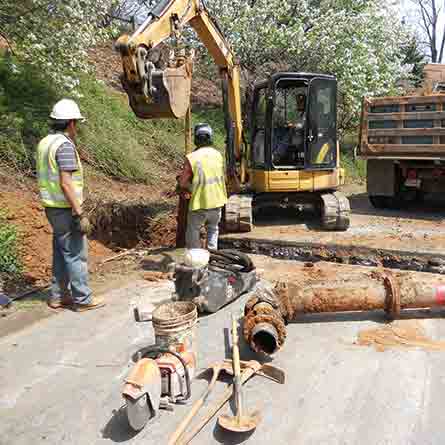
[2,277,445,445]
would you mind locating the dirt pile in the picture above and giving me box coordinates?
[145,212,177,248]
[356,320,445,352]
[0,187,113,290]
[0,173,178,291]
[143,271,173,282]
[88,43,124,92]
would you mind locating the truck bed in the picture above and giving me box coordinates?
[360,94,445,159]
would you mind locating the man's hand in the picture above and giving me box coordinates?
[176,173,191,200]
[72,214,92,236]
[178,160,193,192]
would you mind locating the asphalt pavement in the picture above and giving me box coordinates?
[2,277,445,444]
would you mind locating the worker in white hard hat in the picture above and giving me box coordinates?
[36,99,105,311]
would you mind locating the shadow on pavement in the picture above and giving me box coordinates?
[289,308,445,325]
[102,405,139,442]
[252,193,445,226]
[348,192,445,221]
[140,250,178,272]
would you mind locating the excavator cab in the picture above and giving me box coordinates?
[246,73,349,231]
[250,73,337,172]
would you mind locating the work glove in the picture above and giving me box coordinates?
[72,214,92,236]
[175,175,191,200]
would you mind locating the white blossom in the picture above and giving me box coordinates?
[1,0,117,90]
[204,0,410,133]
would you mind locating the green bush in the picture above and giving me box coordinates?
[0,212,22,275]
[0,57,56,171]
[340,151,366,183]
[340,132,366,183]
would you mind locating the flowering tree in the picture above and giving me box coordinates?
[205,0,411,133]
[0,1,117,90]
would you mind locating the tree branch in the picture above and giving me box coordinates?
[439,24,445,62]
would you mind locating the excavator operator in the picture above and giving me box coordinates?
[273,93,307,166]
[178,123,227,250]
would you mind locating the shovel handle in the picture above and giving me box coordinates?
[168,365,221,445]
[231,314,243,418]
[178,366,258,445]
[232,315,241,377]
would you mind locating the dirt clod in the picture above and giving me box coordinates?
[143,271,173,282]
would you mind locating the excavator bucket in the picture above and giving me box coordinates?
[121,63,192,120]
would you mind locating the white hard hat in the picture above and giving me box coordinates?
[50,99,85,121]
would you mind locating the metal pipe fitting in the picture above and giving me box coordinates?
[243,271,445,356]
[251,323,279,355]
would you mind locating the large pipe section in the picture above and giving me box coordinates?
[243,271,445,355]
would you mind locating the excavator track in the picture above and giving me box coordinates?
[225,195,253,233]
[320,191,350,231]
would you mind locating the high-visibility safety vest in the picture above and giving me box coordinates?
[36,133,84,208]
[187,146,227,211]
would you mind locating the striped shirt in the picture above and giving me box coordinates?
[54,134,78,172]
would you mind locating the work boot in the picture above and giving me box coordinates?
[47,297,73,309]
[72,296,106,312]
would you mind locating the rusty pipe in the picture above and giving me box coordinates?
[251,323,279,355]
[243,272,445,355]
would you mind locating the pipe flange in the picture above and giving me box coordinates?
[243,313,287,354]
[244,288,280,315]
[383,271,400,320]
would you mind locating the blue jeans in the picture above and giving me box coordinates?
[186,207,222,250]
[45,208,92,304]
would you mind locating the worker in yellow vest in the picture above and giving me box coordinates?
[178,123,227,250]
[36,99,105,311]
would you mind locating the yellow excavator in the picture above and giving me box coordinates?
[116,0,350,233]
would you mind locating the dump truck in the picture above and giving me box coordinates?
[359,66,445,208]
[360,93,445,208]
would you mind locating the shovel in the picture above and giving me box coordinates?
[168,361,226,445]
[217,314,262,433]
[177,360,285,445]
[0,285,50,308]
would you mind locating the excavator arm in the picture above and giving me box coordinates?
[116,0,243,161]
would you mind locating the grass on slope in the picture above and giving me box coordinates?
[0,211,22,277]
[0,56,227,185]
[0,55,364,186]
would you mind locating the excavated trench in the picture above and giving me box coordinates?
[84,197,445,277]
[85,199,177,249]
[220,237,445,275]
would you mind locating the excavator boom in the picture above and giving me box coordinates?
[116,0,243,160]
[116,0,352,235]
